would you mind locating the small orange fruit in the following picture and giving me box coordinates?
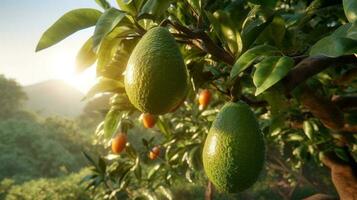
[111,133,127,154]
[149,146,160,160]
[141,113,156,128]
[198,89,212,110]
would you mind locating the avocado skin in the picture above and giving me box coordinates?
[124,27,188,114]
[202,102,265,193]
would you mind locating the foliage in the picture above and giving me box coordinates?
[0,75,27,119]
[0,116,93,182]
[37,0,357,199]
[3,169,93,200]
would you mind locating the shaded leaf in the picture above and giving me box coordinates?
[248,0,278,8]
[83,152,98,169]
[98,157,107,173]
[36,9,102,51]
[253,56,294,96]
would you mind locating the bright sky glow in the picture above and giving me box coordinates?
[0,0,116,93]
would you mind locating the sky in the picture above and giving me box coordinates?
[0,0,116,92]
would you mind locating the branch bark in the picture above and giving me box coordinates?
[283,55,357,93]
[331,95,357,112]
[298,85,344,130]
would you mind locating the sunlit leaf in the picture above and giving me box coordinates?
[310,23,357,57]
[343,0,357,23]
[253,56,294,96]
[76,37,97,73]
[206,10,243,55]
[85,77,125,100]
[93,8,126,49]
[310,36,357,58]
[148,163,162,180]
[116,0,145,15]
[156,116,172,138]
[95,0,111,9]
[230,44,280,79]
[104,108,121,138]
[157,186,173,200]
[303,121,314,140]
[139,0,172,19]
[36,9,102,51]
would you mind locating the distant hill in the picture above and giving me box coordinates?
[24,80,85,117]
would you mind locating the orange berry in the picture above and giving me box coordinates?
[198,89,212,110]
[141,113,156,128]
[111,133,127,154]
[149,146,160,160]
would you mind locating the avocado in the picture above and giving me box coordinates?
[124,27,188,114]
[202,102,265,193]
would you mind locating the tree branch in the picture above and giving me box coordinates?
[283,55,357,93]
[163,19,235,65]
[333,68,357,86]
[298,85,344,130]
[331,95,357,112]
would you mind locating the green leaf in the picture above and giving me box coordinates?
[96,26,137,79]
[309,36,357,58]
[230,44,280,79]
[104,108,121,138]
[310,23,357,57]
[76,37,97,73]
[157,186,173,200]
[206,10,243,55]
[253,56,294,96]
[93,8,126,49]
[148,164,162,180]
[98,157,107,173]
[241,7,274,49]
[36,9,102,51]
[347,23,357,40]
[343,0,357,23]
[139,0,172,19]
[116,0,145,15]
[95,0,111,9]
[156,116,172,138]
[85,77,125,100]
[303,121,314,140]
[83,152,99,169]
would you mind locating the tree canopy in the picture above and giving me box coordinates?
[36,0,357,199]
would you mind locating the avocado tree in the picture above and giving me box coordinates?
[36,0,357,199]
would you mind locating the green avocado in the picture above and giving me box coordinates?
[124,27,188,114]
[202,102,265,193]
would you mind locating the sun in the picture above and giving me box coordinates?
[51,51,96,93]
